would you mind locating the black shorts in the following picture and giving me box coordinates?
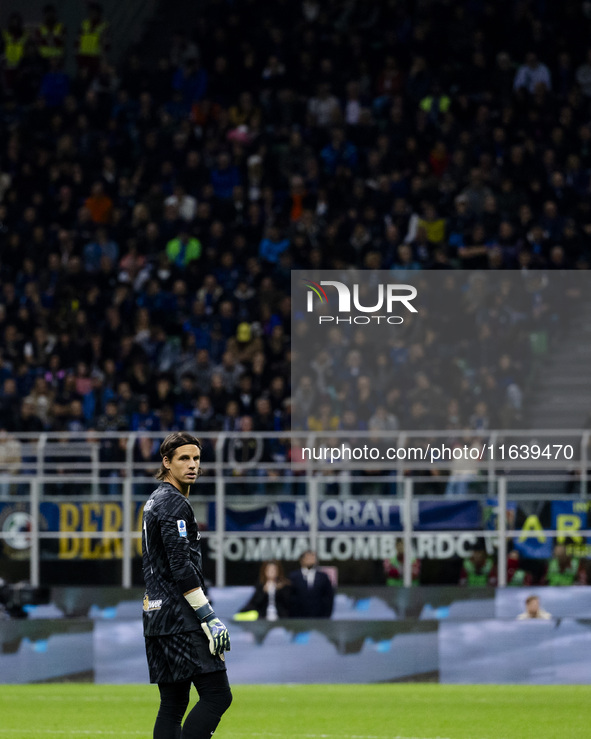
[145,631,227,684]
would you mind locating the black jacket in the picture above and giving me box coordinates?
[142,482,204,636]
[239,582,292,619]
[288,568,334,618]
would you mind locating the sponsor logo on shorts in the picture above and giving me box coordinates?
[143,595,163,611]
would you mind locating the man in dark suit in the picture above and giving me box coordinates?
[288,550,334,618]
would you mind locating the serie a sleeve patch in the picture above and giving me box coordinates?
[177,520,187,537]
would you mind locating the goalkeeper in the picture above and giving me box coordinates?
[142,432,232,739]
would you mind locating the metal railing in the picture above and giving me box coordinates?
[0,430,589,588]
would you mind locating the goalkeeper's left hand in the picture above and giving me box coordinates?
[195,603,231,656]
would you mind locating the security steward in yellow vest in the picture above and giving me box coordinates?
[383,539,421,586]
[76,2,109,75]
[461,549,495,586]
[37,4,65,61]
[2,12,28,93]
[2,12,28,70]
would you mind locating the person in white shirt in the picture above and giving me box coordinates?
[236,560,291,620]
[165,184,197,222]
[517,594,552,620]
[307,84,341,128]
[513,52,551,95]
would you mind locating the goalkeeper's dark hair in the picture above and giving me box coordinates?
[156,432,203,480]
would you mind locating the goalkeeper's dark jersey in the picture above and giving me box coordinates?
[142,482,204,637]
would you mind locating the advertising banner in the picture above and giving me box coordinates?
[209,498,483,532]
[2,499,588,562]
[0,501,144,560]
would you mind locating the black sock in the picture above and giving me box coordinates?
[154,681,190,739]
[181,671,233,739]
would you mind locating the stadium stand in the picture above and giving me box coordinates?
[0,0,590,444]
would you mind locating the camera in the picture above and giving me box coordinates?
[0,579,50,618]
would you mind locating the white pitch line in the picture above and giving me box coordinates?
[0,732,145,736]
[245,734,451,739]
[0,731,452,739]
[265,736,448,739]
[0,694,149,703]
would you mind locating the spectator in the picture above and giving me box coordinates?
[215,351,244,395]
[164,185,197,223]
[259,225,290,265]
[15,38,46,105]
[543,543,585,586]
[15,398,45,433]
[76,2,109,78]
[210,152,241,201]
[513,52,551,95]
[393,243,421,270]
[0,429,22,496]
[221,399,241,432]
[405,202,446,247]
[40,57,70,107]
[460,169,494,217]
[169,29,199,69]
[307,84,341,128]
[95,398,127,494]
[85,182,114,225]
[36,4,65,63]
[506,549,529,587]
[2,12,28,92]
[83,228,119,273]
[62,398,88,434]
[192,395,215,433]
[0,0,590,477]
[444,438,481,496]
[320,128,358,176]
[235,560,291,621]
[131,395,159,432]
[368,404,399,433]
[383,539,420,586]
[307,402,339,433]
[166,229,202,269]
[24,377,53,427]
[226,415,263,468]
[419,81,451,124]
[459,547,496,586]
[517,595,552,620]
[0,379,21,431]
[172,56,208,108]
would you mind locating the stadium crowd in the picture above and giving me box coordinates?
[0,0,589,448]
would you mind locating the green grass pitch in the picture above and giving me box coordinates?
[0,684,589,739]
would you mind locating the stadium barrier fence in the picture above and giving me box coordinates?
[0,430,588,588]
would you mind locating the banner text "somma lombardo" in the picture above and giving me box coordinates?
[208,534,481,562]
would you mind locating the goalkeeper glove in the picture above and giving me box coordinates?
[195,602,231,656]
